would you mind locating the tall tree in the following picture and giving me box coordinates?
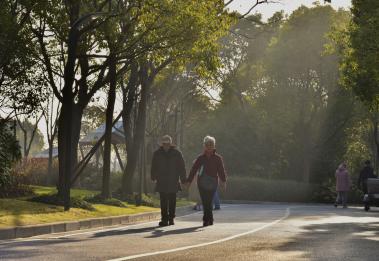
[119,1,235,195]
[339,0,379,172]
[0,1,47,119]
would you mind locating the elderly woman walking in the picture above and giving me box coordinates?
[334,163,351,208]
[186,136,227,226]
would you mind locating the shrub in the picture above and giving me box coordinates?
[0,167,34,198]
[79,165,102,190]
[29,194,95,211]
[312,179,364,204]
[311,180,336,203]
[113,191,159,207]
[198,176,317,203]
[0,120,32,198]
[12,158,58,186]
[85,194,127,208]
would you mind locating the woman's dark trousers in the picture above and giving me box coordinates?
[198,186,217,223]
[159,192,177,221]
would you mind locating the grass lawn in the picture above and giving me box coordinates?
[0,186,192,228]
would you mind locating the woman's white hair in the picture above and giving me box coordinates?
[203,135,216,146]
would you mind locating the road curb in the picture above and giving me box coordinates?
[0,205,194,240]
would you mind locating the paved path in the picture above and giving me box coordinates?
[1,204,379,260]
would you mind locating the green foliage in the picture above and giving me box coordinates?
[0,174,33,198]
[340,0,379,107]
[81,105,106,136]
[216,176,316,202]
[29,194,95,211]
[312,178,364,203]
[183,5,352,184]
[85,194,127,208]
[344,118,373,174]
[311,179,336,203]
[0,121,20,175]
[0,120,32,198]
[0,1,48,114]
[117,193,160,208]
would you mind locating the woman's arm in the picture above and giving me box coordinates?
[187,157,201,183]
[217,156,227,182]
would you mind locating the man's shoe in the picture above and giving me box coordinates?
[214,206,220,210]
[169,219,174,225]
[209,220,214,226]
[159,221,169,227]
[203,221,209,227]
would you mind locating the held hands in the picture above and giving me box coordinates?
[182,181,191,190]
[219,181,227,192]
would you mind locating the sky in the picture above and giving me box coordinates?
[36,0,352,150]
[227,0,351,20]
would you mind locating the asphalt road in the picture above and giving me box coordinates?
[1,203,379,261]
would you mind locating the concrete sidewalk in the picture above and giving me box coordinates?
[0,205,194,240]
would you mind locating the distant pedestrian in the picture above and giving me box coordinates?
[213,190,221,210]
[358,160,377,194]
[334,163,351,208]
[151,135,187,226]
[186,136,227,226]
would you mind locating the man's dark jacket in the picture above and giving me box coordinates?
[151,146,186,193]
[358,166,376,185]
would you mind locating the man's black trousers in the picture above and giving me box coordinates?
[159,192,177,221]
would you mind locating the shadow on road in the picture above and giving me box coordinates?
[0,238,80,260]
[91,225,204,239]
[92,226,159,238]
[145,226,204,238]
[274,218,379,259]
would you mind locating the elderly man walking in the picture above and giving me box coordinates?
[151,135,187,226]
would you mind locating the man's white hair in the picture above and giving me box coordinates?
[203,135,216,146]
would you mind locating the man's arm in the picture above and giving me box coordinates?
[177,151,187,184]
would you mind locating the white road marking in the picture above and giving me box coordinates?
[0,205,241,245]
[107,207,291,261]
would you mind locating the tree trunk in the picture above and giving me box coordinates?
[47,139,54,185]
[121,63,139,195]
[373,117,379,175]
[122,64,151,196]
[102,54,117,198]
[23,130,27,158]
[57,103,82,201]
[57,15,80,209]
